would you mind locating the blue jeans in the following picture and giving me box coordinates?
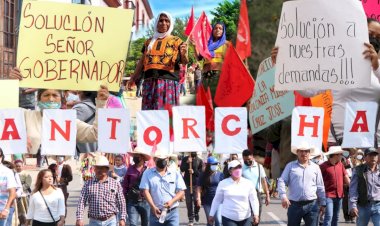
[221,216,251,226]
[5,207,14,226]
[89,216,117,226]
[357,202,380,226]
[287,200,319,226]
[323,198,342,226]
[150,208,179,226]
[127,201,150,226]
[203,204,222,226]
[0,218,7,226]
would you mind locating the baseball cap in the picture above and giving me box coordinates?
[228,160,241,170]
[364,147,378,156]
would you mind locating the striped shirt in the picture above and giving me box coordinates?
[76,176,126,221]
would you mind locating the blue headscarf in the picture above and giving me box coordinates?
[207,22,227,58]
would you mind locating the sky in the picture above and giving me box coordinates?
[132,0,233,39]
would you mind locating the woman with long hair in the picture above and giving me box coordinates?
[195,156,224,226]
[26,170,65,226]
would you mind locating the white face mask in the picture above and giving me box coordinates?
[67,93,80,102]
[210,165,218,171]
[356,155,363,160]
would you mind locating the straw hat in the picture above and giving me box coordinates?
[127,147,151,161]
[291,141,317,156]
[94,155,110,167]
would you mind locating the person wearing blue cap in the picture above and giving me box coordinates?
[195,156,224,226]
[349,147,380,226]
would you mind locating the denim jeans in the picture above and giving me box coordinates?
[323,198,342,226]
[5,207,15,226]
[127,201,150,226]
[221,216,252,226]
[287,200,319,226]
[203,204,222,226]
[357,202,380,226]
[89,216,117,226]
[149,208,179,226]
[0,218,7,226]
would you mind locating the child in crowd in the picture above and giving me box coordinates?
[109,155,128,183]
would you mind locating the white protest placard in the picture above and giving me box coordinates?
[137,110,170,155]
[173,106,206,152]
[215,107,247,154]
[98,108,130,154]
[342,102,378,148]
[0,109,27,154]
[292,107,324,153]
[275,0,370,90]
[41,109,77,156]
[249,57,294,134]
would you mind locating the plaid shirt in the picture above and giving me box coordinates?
[76,176,127,221]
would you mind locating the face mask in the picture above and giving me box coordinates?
[67,93,80,102]
[356,155,363,160]
[343,151,350,158]
[231,168,242,178]
[38,101,61,110]
[369,36,380,53]
[210,165,218,171]
[244,160,253,166]
[156,159,168,169]
[133,157,140,165]
[57,157,64,163]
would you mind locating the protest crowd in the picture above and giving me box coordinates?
[1,0,380,226]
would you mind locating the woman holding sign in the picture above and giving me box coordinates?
[128,12,189,110]
[9,68,109,165]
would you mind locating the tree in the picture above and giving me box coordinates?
[210,0,240,43]
[125,37,145,77]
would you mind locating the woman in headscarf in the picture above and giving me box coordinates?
[200,22,231,98]
[128,12,189,110]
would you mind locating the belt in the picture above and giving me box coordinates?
[290,200,316,205]
[167,207,177,213]
[90,214,115,221]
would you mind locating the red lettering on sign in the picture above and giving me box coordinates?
[0,119,21,140]
[107,118,121,140]
[222,115,241,136]
[182,118,200,139]
[143,126,163,146]
[50,120,71,141]
[298,115,320,137]
[350,111,369,132]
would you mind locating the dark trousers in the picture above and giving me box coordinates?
[342,186,352,221]
[254,191,263,226]
[287,200,319,226]
[185,189,200,222]
[32,220,57,226]
[222,216,252,226]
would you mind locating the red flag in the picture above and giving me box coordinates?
[214,45,255,107]
[196,85,214,131]
[236,0,251,60]
[184,6,194,36]
[294,91,312,106]
[192,12,212,60]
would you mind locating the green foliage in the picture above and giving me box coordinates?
[210,0,240,43]
[125,37,145,76]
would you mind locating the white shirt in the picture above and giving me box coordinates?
[27,189,65,222]
[0,164,17,210]
[209,177,259,221]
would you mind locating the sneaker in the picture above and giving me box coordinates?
[188,222,193,226]
[195,213,199,222]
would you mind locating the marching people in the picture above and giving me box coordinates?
[2,161,22,226]
[319,146,350,226]
[122,148,151,226]
[53,156,73,208]
[208,160,259,226]
[0,149,17,226]
[196,156,224,226]
[180,152,203,226]
[139,150,187,226]
[26,169,65,226]
[277,142,326,226]
[349,148,380,226]
[127,11,189,110]
[76,155,126,226]
[242,149,270,225]
[15,160,32,226]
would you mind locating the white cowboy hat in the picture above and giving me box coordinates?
[153,149,170,159]
[127,147,152,161]
[324,146,344,156]
[291,141,317,156]
[94,155,110,167]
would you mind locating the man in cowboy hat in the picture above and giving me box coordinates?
[349,147,380,226]
[277,142,326,226]
[319,146,350,226]
[76,155,127,226]
[122,147,151,226]
[139,149,186,226]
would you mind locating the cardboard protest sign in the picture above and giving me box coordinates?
[0,109,27,154]
[17,0,134,92]
[342,102,378,148]
[275,0,370,90]
[173,106,206,152]
[292,107,324,153]
[362,0,380,21]
[249,65,294,134]
[215,107,247,154]
[0,80,19,109]
[41,109,77,155]
[98,108,130,154]
[137,110,170,155]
